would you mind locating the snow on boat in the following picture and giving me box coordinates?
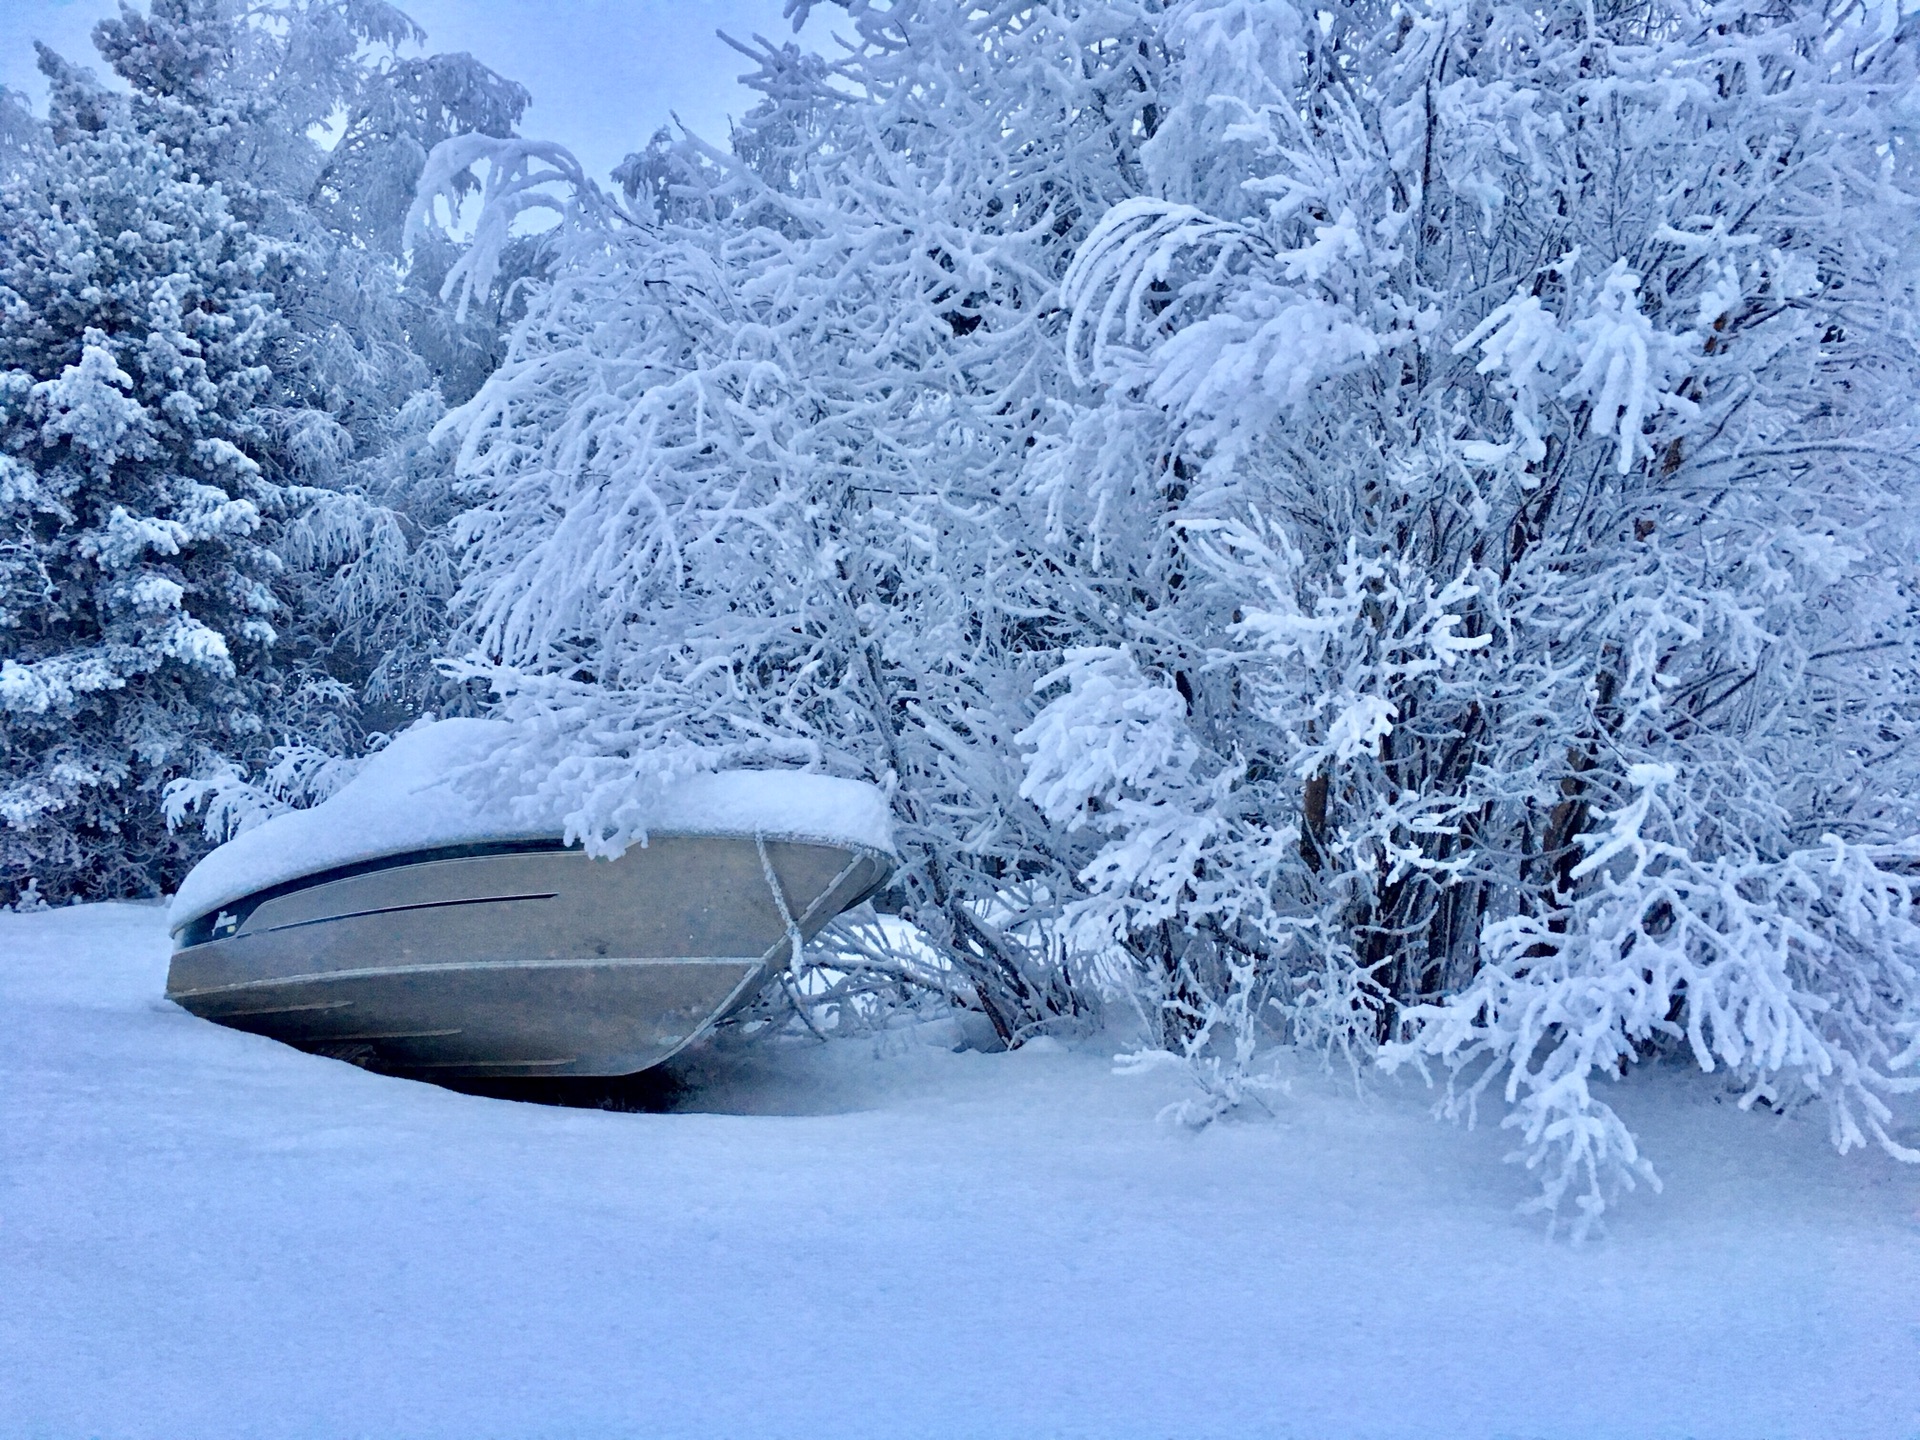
[165,721,895,1078]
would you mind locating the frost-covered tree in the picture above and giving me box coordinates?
[417,0,1918,1224]
[0,86,43,180]
[0,69,293,902]
[72,1,534,830]
[418,0,1166,1040]
[89,0,531,415]
[1029,0,1920,1223]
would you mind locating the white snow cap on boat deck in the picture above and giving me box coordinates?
[168,719,897,931]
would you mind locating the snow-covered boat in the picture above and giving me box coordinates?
[165,721,895,1078]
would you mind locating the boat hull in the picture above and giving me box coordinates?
[166,834,889,1077]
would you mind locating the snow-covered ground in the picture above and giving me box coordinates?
[5,904,1919,1440]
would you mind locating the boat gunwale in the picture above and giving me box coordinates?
[171,832,895,946]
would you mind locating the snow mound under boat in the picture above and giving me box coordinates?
[165,721,896,1078]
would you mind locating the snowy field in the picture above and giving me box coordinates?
[6,903,1920,1440]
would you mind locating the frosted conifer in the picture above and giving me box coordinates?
[0,66,287,902]
[76,2,534,831]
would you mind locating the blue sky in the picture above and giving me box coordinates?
[0,0,812,180]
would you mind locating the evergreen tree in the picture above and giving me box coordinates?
[0,67,296,902]
[80,2,533,833]
[0,86,41,180]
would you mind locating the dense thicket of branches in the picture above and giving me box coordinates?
[6,0,1914,1225]
[418,2,1170,1044]
[1034,0,1920,1225]
[422,0,1920,1224]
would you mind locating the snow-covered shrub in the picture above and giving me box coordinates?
[1394,767,1920,1232]
[419,0,1168,1041]
[1036,0,1920,1221]
[411,0,1920,1218]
